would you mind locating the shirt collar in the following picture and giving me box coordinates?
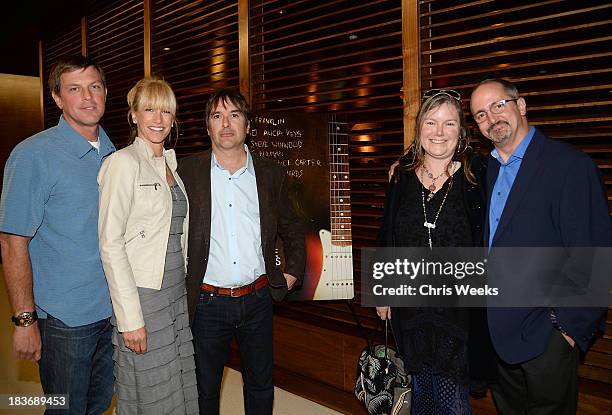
[491,126,535,165]
[211,145,255,177]
[57,115,114,158]
[133,136,178,171]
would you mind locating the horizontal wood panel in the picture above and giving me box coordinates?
[419,0,612,207]
[152,0,239,154]
[88,0,144,148]
[250,0,403,309]
[42,25,82,129]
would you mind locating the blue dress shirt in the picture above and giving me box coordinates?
[0,116,115,326]
[488,126,535,248]
[204,146,266,287]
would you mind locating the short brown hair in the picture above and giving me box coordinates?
[204,88,251,128]
[48,55,106,96]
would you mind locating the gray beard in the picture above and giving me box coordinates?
[488,121,512,144]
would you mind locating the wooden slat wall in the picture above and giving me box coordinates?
[41,25,82,129]
[419,0,612,387]
[87,0,144,148]
[250,0,404,292]
[151,0,240,155]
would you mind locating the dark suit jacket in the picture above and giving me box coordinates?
[485,128,612,364]
[178,149,306,323]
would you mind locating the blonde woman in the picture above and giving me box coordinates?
[98,78,198,414]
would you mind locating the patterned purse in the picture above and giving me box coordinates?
[354,319,411,415]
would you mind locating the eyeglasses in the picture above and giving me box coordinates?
[473,98,519,124]
[422,89,461,102]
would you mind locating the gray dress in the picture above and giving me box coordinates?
[112,184,199,414]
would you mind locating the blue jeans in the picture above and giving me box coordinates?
[38,315,113,415]
[192,285,274,415]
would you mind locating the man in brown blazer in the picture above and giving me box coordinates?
[178,88,305,415]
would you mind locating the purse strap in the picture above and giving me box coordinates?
[387,314,404,360]
[347,300,381,353]
[384,318,389,360]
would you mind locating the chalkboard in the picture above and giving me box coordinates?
[248,112,354,301]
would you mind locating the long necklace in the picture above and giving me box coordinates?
[423,163,451,201]
[421,168,453,249]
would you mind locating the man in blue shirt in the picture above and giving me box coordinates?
[0,55,115,414]
[471,79,611,414]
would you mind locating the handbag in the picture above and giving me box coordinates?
[354,318,412,415]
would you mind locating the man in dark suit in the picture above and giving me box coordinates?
[470,79,611,414]
[178,88,305,415]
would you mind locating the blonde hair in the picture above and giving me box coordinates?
[127,77,178,143]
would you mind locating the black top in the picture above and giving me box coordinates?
[393,168,472,382]
[394,168,472,248]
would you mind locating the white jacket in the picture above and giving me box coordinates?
[98,136,189,332]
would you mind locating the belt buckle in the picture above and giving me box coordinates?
[230,286,239,297]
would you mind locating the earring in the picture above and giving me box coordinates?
[456,135,468,154]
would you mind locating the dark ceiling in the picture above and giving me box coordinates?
[1,1,89,76]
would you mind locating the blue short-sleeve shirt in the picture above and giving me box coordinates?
[0,116,115,326]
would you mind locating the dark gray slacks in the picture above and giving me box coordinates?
[492,329,579,415]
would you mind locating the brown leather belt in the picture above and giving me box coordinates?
[201,274,268,298]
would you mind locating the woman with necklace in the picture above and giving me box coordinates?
[376,90,496,414]
[98,78,198,414]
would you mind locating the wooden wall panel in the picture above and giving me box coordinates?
[419,0,612,203]
[250,0,404,303]
[0,75,42,192]
[151,0,240,155]
[41,25,82,129]
[88,0,144,147]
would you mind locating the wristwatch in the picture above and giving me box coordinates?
[11,310,38,327]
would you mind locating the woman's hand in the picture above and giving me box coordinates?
[376,306,391,320]
[122,327,147,354]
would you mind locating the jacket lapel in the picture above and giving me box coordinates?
[198,151,212,256]
[485,155,500,245]
[252,154,271,254]
[490,130,545,246]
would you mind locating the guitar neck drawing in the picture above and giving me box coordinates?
[313,116,354,300]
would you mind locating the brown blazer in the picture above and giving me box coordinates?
[177,149,306,322]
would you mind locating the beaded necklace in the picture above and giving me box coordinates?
[421,167,454,249]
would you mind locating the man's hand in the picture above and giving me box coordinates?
[13,323,41,361]
[284,273,298,290]
[376,306,391,320]
[122,327,147,354]
[562,333,575,348]
[0,233,39,361]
